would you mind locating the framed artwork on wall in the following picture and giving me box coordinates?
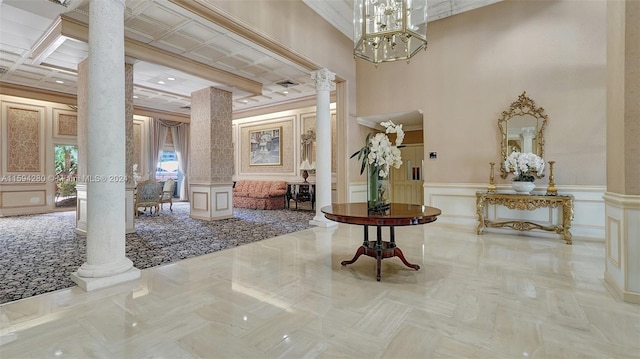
[249,127,282,166]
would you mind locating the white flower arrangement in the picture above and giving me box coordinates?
[504,151,545,182]
[351,120,405,178]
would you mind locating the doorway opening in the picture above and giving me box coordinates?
[54,144,78,208]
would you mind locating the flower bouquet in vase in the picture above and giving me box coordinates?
[504,151,545,194]
[351,121,404,212]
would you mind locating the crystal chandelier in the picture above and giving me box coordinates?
[354,0,428,64]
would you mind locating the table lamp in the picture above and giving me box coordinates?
[300,160,314,183]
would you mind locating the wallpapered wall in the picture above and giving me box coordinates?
[0,94,149,216]
[0,95,77,215]
[0,94,332,216]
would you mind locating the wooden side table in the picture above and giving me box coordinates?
[322,203,441,281]
[286,182,315,210]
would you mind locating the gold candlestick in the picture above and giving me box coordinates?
[488,162,497,192]
[546,160,558,195]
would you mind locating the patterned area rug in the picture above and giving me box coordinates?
[0,202,315,304]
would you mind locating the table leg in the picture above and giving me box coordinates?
[376,251,382,281]
[363,224,369,246]
[341,225,420,279]
[389,227,396,248]
[341,225,369,266]
[476,194,485,235]
[341,246,366,266]
[393,247,420,270]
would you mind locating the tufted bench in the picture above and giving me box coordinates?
[233,180,287,210]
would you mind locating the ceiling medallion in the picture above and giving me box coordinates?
[354,0,428,64]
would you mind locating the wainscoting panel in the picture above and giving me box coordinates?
[348,182,606,241]
[192,191,209,211]
[0,187,48,216]
[603,192,640,303]
[190,183,233,220]
[606,215,621,269]
[214,190,230,211]
[348,182,367,203]
[425,183,606,241]
[0,189,45,207]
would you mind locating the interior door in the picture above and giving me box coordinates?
[391,145,424,205]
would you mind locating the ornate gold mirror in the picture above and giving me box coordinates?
[499,91,548,178]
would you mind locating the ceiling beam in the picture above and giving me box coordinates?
[31,15,263,96]
[0,82,191,120]
[134,106,190,123]
[170,0,320,73]
[0,82,77,105]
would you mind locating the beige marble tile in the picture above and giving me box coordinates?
[1,222,639,358]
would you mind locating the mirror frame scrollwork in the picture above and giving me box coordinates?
[499,91,548,178]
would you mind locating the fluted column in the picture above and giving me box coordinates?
[310,68,337,227]
[71,0,140,290]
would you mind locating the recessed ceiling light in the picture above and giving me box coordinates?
[242,100,248,103]
[158,81,165,84]
[55,80,64,84]
[133,95,138,99]
[283,91,288,94]
[167,77,175,81]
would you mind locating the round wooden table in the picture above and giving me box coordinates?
[321,203,442,281]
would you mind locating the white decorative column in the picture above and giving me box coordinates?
[189,87,234,220]
[520,126,536,153]
[71,0,140,291]
[310,68,337,227]
[604,0,640,304]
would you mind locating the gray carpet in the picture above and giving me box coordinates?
[0,202,315,304]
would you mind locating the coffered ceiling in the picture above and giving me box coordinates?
[0,0,501,119]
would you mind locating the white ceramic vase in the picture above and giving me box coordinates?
[512,181,535,194]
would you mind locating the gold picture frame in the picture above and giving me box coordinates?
[249,127,282,166]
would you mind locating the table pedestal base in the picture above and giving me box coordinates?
[341,225,420,281]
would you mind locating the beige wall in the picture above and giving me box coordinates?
[355,0,607,186]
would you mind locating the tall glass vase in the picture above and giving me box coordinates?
[367,164,390,212]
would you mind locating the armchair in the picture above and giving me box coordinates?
[159,179,175,212]
[135,181,162,216]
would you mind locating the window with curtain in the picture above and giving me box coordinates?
[155,130,180,197]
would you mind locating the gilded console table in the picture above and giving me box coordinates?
[476,192,574,244]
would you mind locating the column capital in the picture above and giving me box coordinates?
[520,126,536,139]
[311,68,335,92]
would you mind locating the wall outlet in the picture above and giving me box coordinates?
[429,152,437,159]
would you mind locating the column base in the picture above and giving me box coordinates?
[189,182,234,220]
[71,267,140,292]
[604,271,640,304]
[310,215,338,227]
[603,192,640,304]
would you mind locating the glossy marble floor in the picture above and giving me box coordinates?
[1,223,639,358]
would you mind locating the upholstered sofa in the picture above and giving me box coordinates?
[233,180,287,210]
